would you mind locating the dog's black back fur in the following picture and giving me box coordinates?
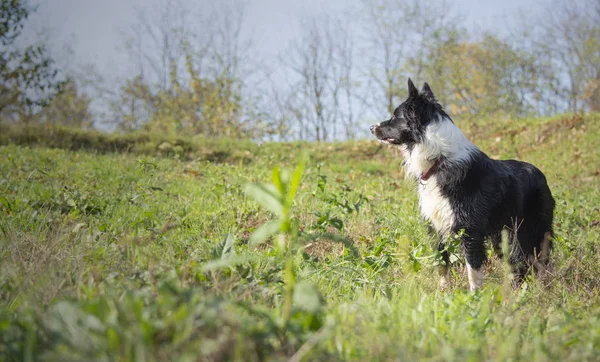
[437,150,555,275]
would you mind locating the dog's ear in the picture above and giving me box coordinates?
[407,78,419,99]
[421,82,436,103]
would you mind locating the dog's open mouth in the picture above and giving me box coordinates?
[378,137,398,144]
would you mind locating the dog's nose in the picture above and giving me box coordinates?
[370,124,378,134]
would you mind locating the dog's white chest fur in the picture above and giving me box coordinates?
[418,177,455,235]
[400,118,473,235]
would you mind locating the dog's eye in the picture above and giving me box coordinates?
[391,115,402,123]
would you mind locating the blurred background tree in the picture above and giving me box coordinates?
[418,34,543,120]
[107,0,252,138]
[0,0,63,122]
[36,78,93,128]
[536,0,600,112]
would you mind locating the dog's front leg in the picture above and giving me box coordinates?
[462,232,485,291]
[431,226,451,290]
[466,263,484,291]
[437,240,451,290]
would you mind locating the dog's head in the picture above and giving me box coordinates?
[370,78,444,150]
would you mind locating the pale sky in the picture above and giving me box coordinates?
[32,0,545,79]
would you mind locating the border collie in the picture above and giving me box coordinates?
[370,79,555,290]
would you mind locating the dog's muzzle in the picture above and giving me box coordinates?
[370,124,379,135]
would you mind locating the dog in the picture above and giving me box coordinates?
[370,79,555,290]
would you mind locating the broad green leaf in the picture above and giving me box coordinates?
[244,183,284,217]
[210,233,236,260]
[107,327,120,351]
[285,156,306,206]
[272,167,285,194]
[249,220,281,246]
[293,282,324,313]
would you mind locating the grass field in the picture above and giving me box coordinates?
[1,114,600,361]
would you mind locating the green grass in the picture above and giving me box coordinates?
[1,114,600,361]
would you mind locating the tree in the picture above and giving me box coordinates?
[360,0,463,117]
[279,16,361,141]
[526,0,600,112]
[0,0,63,121]
[124,0,192,92]
[419,34,543,120]
[112,0,256,137]
[38,78,93,128]
[112,53,247,138]
[333,17,362,139]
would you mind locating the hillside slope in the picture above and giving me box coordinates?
[1,114,599,361]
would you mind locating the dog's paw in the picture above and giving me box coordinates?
[439,275,451,291]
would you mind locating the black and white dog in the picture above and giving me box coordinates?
[370,79,555,290]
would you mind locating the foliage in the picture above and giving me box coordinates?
[112,55,247,138]
[418,34,544,119]
[530,0,600,112]
[110,1,259,138]
[0,0,63,121]
[35,78,93,128]
[204,158,333,346]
